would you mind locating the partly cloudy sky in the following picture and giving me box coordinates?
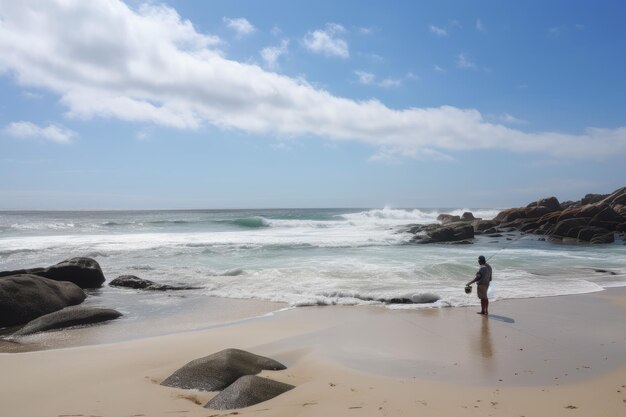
[1,0,625,209]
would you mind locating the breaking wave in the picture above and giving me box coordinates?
[231,217,270,228]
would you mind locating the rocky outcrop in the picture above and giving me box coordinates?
[0,257,105,288]
[161,348,287,391]
[411,223,474,244]
[204,375,294,410]
[109,275,200,291]
[494,196,562,225]
[0,274,86,327]
[407,186,626,245]
[13,306,122,336]
[502,190,626,243]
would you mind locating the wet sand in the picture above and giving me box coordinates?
[1,288,625,416]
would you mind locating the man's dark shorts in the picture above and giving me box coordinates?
[477,284,489,300]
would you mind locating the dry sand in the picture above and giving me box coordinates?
[1,288,626,417]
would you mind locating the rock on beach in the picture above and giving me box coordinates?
[204,375,294,410]
[161,348,287,391]
[13,306,122,336]
[109,275,200,291]
[0,257,105,289]
[0,274,86,327]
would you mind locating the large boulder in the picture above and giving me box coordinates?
[526,196,562,212]
[0,274,86,327]
[204,375,294,410]
[413,224,474,244]
[0,257,105,289]
[582,193,609,205]
[599,187,626,206]
[461,212,476,221]
[493,207,526,223]
[550,218,588,238]
[589,231,615,244]
[600,187,626,217]
[437,214,460,224]
[576,226,611,242]
[13,306,122,336]
[161,348,287,392]
[548,219,615,244]
[497,198,561,225]
[473,219,499,233]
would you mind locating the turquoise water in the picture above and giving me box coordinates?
[1,208,625,310]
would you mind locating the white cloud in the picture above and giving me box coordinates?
[500,113,527,125]
[370,146,455,163]
[434,65,446,73]
[4,121,75,143]
[136,126,154,141]
[457,53,477,69]
[354,71,409,88]
[476,19,486,32]
[430,21,463,37]
[223,17,255,37]
[1,1,625,161]
[260,40,289,69]
[354,70,375,85]
[429,24,448,37]
[405,72,419,80]
[378,78,402,88]
[303,23,349,58]
[22,91,42,99]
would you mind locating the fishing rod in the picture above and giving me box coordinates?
[485,232,530,262]
[464,232,531,295]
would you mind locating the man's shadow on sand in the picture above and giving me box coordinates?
[487,314,515,323]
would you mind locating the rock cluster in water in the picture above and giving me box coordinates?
[0,257,205,337]
[109,275,200,291]
[408,186,626,245]
[493,187,626,244]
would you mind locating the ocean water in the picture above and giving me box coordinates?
[1,208,625,312]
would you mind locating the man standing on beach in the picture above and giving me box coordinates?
[467,255,492,315]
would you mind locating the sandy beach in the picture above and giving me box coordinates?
[2,1,626,416]
[1,288,625,417]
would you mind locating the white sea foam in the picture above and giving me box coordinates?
[1,208,625,310]
[10,222,77,230]
[341,207,441,225]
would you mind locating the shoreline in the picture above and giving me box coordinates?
[1,288,626,416]
[4,282,625,353]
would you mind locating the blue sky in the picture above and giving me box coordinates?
[1,0,625,209]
